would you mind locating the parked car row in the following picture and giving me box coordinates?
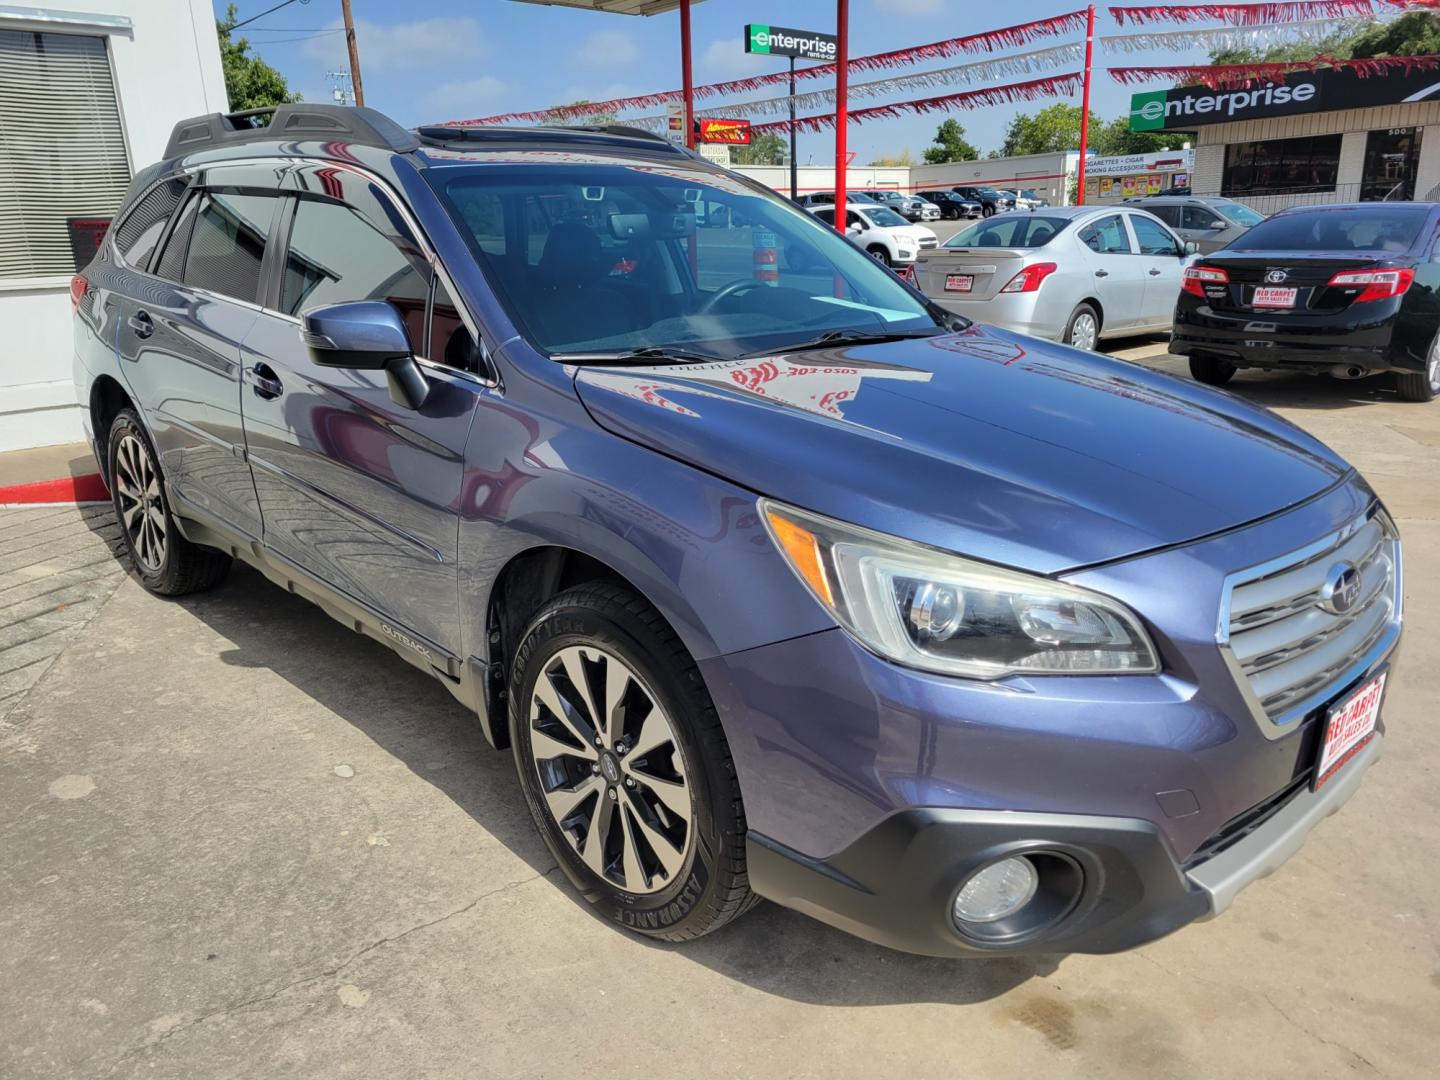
[809,203,939,267]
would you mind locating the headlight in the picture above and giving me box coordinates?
[761,500,1159,678]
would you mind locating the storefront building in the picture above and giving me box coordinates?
[1,1,226,452]
[1084,148,1194,204]
[1129,68,1440,215]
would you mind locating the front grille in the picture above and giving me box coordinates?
[918,237,938,248]
[1223,511,1399,725]
[1182,773,1310,870]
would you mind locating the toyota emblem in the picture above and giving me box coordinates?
[1320,562,1363,615]
[1264,269,1289,284]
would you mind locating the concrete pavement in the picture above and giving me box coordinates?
[1,354,1437,1079]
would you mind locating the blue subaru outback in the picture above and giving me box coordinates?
[72,105,1401,955]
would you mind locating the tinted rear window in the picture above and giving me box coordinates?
[944,215,1069,249]
[1229,206,1431,253]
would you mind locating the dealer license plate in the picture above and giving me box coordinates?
[945,273,974,293]
[1313,671,1385,790]
[1252,286,1297,309]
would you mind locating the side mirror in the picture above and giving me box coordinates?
[301,301,429,410]
[847,223,864,236]
[1183,240,1200,255]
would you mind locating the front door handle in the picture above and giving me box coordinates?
[1149,268,1163,276]
[249,362,284,400]
[128,310,154,338]
[1094,269,1109,278]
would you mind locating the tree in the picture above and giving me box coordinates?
[543,101,619,127]
[732,133,786,166]
[217,4,300,111]
[1209,11,1440,63]
[868,148,916,166]
[922,119,978,164]
[998,103,1099,157]
[1089,114,1180,156]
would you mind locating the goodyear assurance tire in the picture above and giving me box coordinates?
[510,583,755,941]
[107,408,230,596]
[1189,354,1238,387]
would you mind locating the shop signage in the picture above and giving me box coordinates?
[1131,67,1440,131]
[1085,149,1194,175]
[745,24,838,60]
[665,103,687,146]
[67,217,110,270]
[696,117,752,145]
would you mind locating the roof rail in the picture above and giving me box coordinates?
[414,123,685,153]
[164,104,420,160]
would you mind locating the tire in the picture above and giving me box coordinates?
[1395,337,1440,402]
[509,583,756,943]
[1189,354,1239,386]
[107,408,231,596]
[1063,303,1101,351]
[982,205,995,218]
[867,245,891,267]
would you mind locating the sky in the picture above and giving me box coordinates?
[212,0,1213,162]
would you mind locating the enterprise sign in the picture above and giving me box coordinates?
[745,24,838,60]
[1130,67,1440,131]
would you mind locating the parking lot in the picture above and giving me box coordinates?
[3,346,1438,1080]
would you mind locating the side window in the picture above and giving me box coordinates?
[113,178,188,270]
[1079,215,1131,255]
[280,196,431,350]
[1183,206,1222,230]
[429,276,471,368]
[1148,205,1180,227]
[153,192,199,282]
[1131,215,1183,257]
[179,191,277,302]
[814,209,835,226]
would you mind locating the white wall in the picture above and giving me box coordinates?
[0,1,226,453]
[732,164,912,195]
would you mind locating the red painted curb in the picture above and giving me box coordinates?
[0,473,110,505]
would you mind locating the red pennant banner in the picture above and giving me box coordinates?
[749,73,1083,136]
[1108,53,1440,86]
[1108,1,1425,26]
[438,12,1089,127]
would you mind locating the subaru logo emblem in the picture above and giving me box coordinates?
[1265,269,1288,284]
[1320,562,1363,615]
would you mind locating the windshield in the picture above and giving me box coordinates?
[943,215,1070,249]
[1213,201,1265,227]
[861,206,910,228]
[1227,205,1430,253]
[427,163,937,359]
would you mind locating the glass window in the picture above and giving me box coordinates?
[1222,135,1341,197]
[1130,215,1182,256]
[429,163,937,359]
[113,178,188,271]
[1360,127,1423,202]
[280,197,432,349]
[1147,204,1181,227]
[0,30,130,278]
[1227,205,1431,253]
[859,206,909,229]
[430,276,471,368]
[179,191,275,303]
[1181,206,1222,230]
[1077,215,1131,254]
[944,215,1070,249]
[1214,201,1265,227]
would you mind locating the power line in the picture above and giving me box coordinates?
[230,0,311,33]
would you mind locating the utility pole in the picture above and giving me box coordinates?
[340,0,365,107]
[788,55,797,200]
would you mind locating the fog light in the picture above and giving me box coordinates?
[953,856,1039,924]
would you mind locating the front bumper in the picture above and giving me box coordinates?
[747,736,1381,956]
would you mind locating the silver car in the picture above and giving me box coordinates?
[914,206,1192,349]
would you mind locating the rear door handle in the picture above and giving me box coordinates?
[127,310,154,338]
[1148,268,1163,276]
[1094,269,1109,278]
[249,362,284,400]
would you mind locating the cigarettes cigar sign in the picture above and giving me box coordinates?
[745,24,838,60]
[696,118,752,145]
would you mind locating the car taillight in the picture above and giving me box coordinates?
[1182,265,1228,297]
[998,262,1057,294]
[1326,267,1414,303]
[69,274,89,313]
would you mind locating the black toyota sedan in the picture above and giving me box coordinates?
[1172,202,1440,401]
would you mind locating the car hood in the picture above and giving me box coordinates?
[572,326,1350,573]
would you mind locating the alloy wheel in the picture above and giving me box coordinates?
[115,434,167,572]
[528,645,692,895]
[1069,312,1098,351]
[1428,353,1439,392]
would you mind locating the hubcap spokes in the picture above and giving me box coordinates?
[115,435,166,572]
[528,646,692,896]
[1072,315,1097,351]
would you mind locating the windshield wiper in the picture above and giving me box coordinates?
[742,328,942,358]
[554,346,726,366]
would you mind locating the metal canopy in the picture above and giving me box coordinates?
[505,0,704,15]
